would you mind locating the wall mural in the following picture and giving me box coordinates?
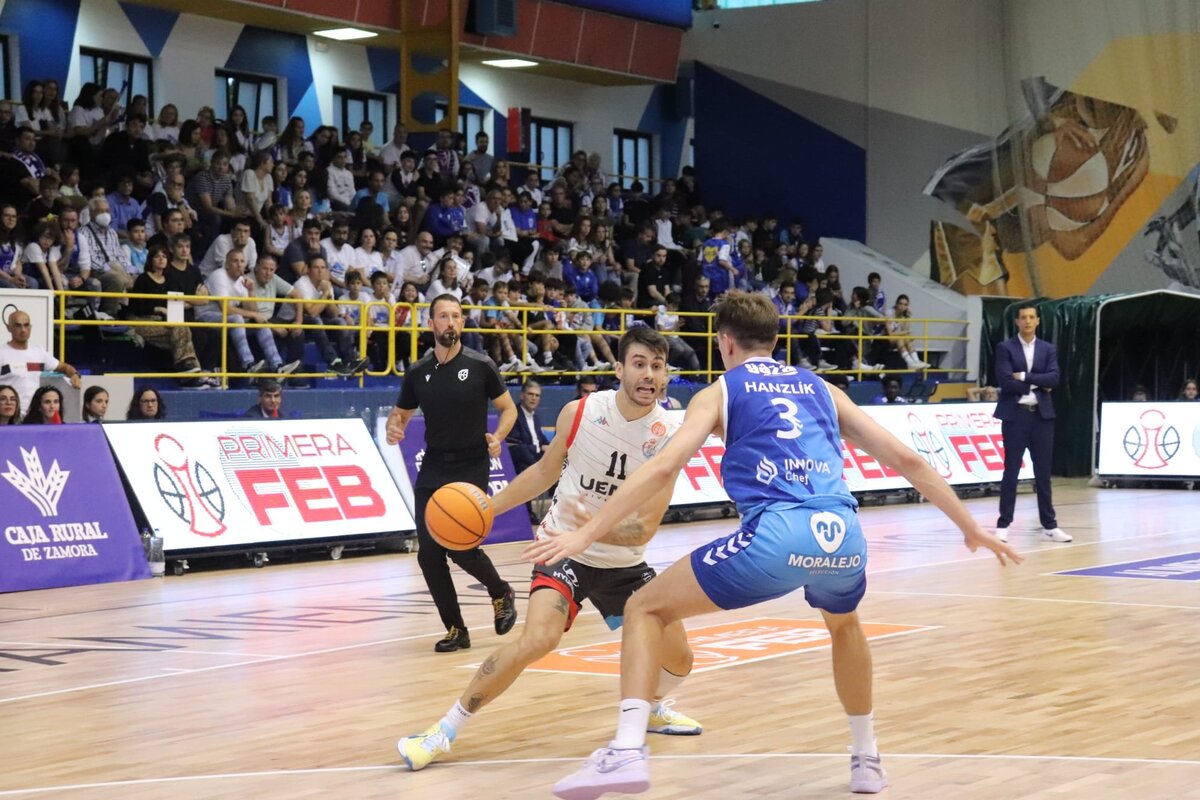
[923,76,1176,296]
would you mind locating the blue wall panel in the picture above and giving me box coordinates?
[225,26,314,124]
[693,63,864,242]
[638,83,689,182]
[557,0,691,28]
[118,1,179,59]
[0,0,81,89]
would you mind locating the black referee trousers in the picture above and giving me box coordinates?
[415,461,510,632]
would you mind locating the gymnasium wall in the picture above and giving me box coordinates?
[0,0,691,184]
[684,0,1200,299]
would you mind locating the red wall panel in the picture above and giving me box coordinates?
[628,22,681,82]
[576,12,635,74]
[527,1,583,64]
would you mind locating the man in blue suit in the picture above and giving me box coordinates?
[507,379,550,475]
[993,303,1071,543]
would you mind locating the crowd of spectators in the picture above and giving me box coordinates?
[0,80,930,386]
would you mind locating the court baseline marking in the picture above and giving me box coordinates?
[2,752,1198,796]
[870,591,1200,611]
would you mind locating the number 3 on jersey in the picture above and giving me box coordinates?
[771,398,804,440]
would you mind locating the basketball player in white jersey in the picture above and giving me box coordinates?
[397,326,702,771]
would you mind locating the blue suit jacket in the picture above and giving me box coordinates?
[993,336,1059,421]
[506,409,550,474]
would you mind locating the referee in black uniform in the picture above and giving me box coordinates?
[387,294,519,652]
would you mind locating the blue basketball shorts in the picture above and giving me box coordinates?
[689,504,867,614]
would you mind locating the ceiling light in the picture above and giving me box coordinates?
[314,28,378,41]
[481,58,538,69]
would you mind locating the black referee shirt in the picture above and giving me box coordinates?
[397,346,505,464]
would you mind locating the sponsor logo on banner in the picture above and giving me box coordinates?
[510,618,932,677]
[2,447,69,516]
[1,426,148,592]
[1058,552,1200,581]
[1122,409,1179,469]
[105,420,413,553]
[1098,403,1200,476]
[394,414,531,545]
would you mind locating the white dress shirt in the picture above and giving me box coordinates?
[1018,335,1038,406]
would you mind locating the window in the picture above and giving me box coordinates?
[80,47,153,111]
[214,70,276,131]
[434,103,487,151]
[613,129,653,189]
[0,36,10,104]
[529,117,573,182]
[335,88,390,147]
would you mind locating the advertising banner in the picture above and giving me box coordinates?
[666,403,1032,508]
[394,414,531,545]
[1097,402,1200,477]
[104,419,414,554]
[1,426,149,592]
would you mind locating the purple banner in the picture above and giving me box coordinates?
[397,414,532,545]
[1,426,149,592]
[1058,553,1200,581]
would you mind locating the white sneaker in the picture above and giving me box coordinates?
[849,751,888,793]
[1043,527,1072,542]
[500,358,522,373]
[797,358,815,369]
[817,359,837,370]
[995,528,1009,543]
[523,356,546,373]
[552,746,650,800]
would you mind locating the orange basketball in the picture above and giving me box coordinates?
[425,482,494,550]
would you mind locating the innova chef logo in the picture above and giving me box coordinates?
[1122,408,1179,469]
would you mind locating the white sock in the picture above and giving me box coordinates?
[611,698,652,750]
[653,667,687,702]
[439,700,473,741]
[848,712,878,757]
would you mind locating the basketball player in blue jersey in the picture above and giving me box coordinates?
[528,292,1023,799]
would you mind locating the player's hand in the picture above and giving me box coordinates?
[523,525,594,564]
[963,522,1023,566]
[485,432,501,457]
[386,415,405,446]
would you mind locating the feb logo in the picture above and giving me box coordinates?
[907,413,953,478]
[153,434,227,536]
[1123,409,1180,469]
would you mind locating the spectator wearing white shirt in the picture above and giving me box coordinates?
[475,250,517,289]
[237,152,275,231]
[320,220,356,291]
[199,220,258,277]
[396,230,437,289]
[379,227,404,287]
[292,255,367,374]
[353,227,385,275]
[1,311,81,414]
[431,233,474,293]
[424,257,464,302]
[466,188,503,259]
[378,122,415,171]
[22,220,64,291]
[325,149,356,212]
[199,248,291,374]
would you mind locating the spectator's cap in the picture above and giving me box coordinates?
[258,379,282,394]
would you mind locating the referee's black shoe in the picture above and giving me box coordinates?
[435,626,470,653]
[493,588,518,635]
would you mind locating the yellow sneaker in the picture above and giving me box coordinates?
[397,723,452,770]
[647,699,702,735]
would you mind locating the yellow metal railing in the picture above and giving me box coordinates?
[54,290,967,385]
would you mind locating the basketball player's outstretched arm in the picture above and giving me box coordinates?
[491,401,578,515]
[831,387,1023,566]
[524,385,722,564]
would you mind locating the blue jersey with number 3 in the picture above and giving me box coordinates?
[719,357,857,517]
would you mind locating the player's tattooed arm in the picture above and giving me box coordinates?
[595,514,653,547]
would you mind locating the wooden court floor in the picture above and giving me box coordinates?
[2,481,1199,799]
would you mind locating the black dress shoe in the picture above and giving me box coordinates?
[434,626,470,653]
[492,588,517,635]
